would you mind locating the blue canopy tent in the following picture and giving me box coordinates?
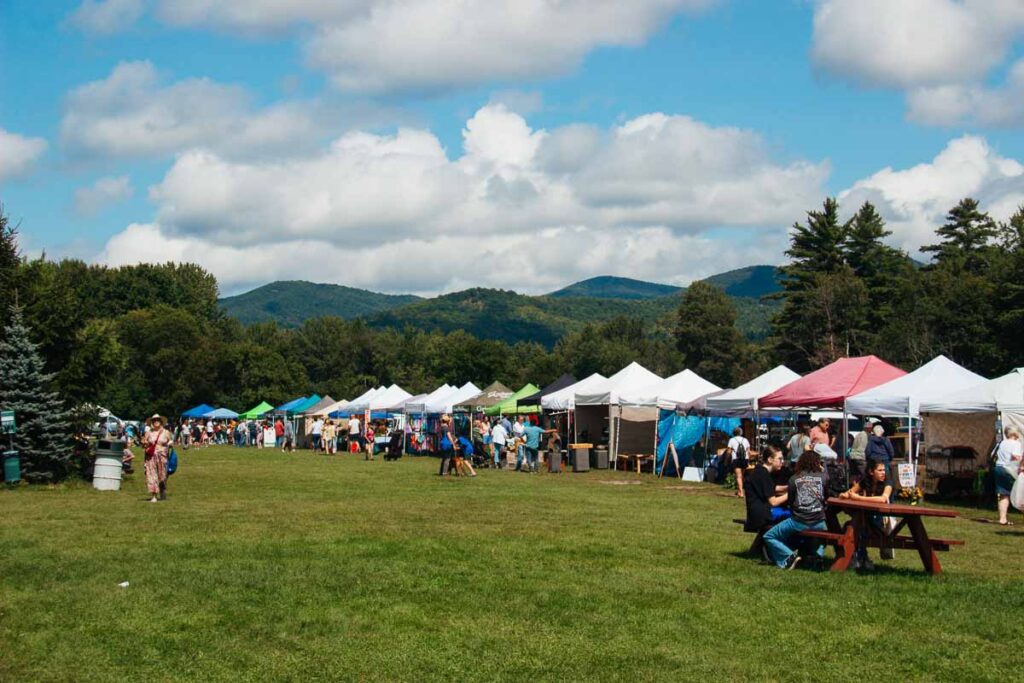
[204,407,240,419]
[655,409,740,477]
[290,395,321,415]
[181,403,215,418]
[275,396,309,414]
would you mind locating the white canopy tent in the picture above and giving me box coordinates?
[704,365,801,417]
[425,382,481,414]
[847,355,984,418]
[574,362,663,463]
[404,385,454,415]
[619,369,721,414]
[918,367,1023,471]
[367,385,413,412]
[343,386,386,415]
[385,393,426,412]
[541,373,606,411]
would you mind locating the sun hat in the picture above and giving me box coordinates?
[146,413,165,426]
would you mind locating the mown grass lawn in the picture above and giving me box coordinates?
[1,446,1022,681]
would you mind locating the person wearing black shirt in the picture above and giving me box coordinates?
[763,450,829,569]
[840,459,895,569]
[744,446,789,533]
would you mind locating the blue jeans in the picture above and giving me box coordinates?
[516,445,528,470]
[526,447,539,470]
[764,517,826,567]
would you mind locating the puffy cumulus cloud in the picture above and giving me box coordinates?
[97,104,820,293]
[151,0,713,94]
[811,0,1024,126]
[907,60,1024,127]
[840,136,1024,254]
[59,61,375,161]
[66,0,144,35]
[0,127,47,182]
[73,176,134,216]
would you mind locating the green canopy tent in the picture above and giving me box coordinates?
[239,401,274,419]
[484,384,541,416]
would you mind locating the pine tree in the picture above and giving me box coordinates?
[843,201,906,334]
[921,198,997,274]
[0,305,73,482]
[772,197,853,370]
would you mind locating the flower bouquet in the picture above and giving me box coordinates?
[897,486,924,505]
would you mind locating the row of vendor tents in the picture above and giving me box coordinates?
[179,353,1024,476]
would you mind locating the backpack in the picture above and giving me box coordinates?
[825,461,847,498]
[736,440,747,461]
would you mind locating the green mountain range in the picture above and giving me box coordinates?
[219,265,782,345]
[219,281,420,327]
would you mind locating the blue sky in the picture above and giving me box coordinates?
[2,0,1024,295]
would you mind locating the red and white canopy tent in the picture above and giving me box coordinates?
[759,355,907,461]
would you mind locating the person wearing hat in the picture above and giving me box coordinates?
[143,414,172,502]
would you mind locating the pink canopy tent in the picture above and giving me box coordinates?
[758,356,906,410]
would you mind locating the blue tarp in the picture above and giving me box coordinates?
[329,409,389,420]
[181,403,215,418]
[655,409,740,476]
[204,407,239,419]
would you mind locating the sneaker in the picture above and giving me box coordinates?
[859,559,876,572]
[783,552,801,570]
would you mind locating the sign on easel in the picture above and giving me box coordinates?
[898,463,916,488]
[1,411,15,435]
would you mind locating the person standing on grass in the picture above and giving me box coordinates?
[143,414,172,503]
[311,417,323,452]
[809,418,833,449]
[522,420,551,473]
[274,417,285,449]
[284,419,296,453]
[728,427,751,498]
[995,426,1023,526]
[491,419,508,468]
[786,424,811,464]
[763,450,829,570]
[364,422,376,460]
[438,415,456,476]
[322,419,337,455]
[348,414,361,453]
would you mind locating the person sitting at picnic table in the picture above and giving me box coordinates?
[839,458,894,569]
[763,449,829,570]
[995,425,1023,526]
[744,446,789,555]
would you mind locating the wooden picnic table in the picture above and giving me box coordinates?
[818,497,962,575]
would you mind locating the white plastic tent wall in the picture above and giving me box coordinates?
[425,382,481,414]
[575,362,662,406]
[385,393,426,412]
[919,367,1024,415]
[404,385,454,414]
[541,373,606,410]
[320,399,349,416]
[846,355,985,418]
[704,365,801,416]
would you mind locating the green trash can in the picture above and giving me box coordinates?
[3,450,20,484]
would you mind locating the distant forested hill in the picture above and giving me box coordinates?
[219,281,420,327]
[219,266,782,345]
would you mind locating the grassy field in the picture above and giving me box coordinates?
[2,446,1022,682]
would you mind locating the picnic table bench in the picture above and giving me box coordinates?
[734,498,964,574]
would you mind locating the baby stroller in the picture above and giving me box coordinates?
[384,430,403,461]
[470,438,489,468]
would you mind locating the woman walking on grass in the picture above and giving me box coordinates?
[144,414,172,503]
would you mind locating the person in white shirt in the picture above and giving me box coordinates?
[491,421,508,468]
[728,427,752,499]
[348,416,361,452]
[995,426,1023,525]
[311,418,324,452]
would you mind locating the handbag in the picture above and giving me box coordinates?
[1010,472,1024,511]
[144,429,160,458]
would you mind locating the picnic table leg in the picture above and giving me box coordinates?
[830,523,857,572]
[907,516,942,575]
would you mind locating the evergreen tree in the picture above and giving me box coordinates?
[772,198,853,370]
[843,201,906,335]
[921,198,997,274]
[0,306,73,482]
[675,281,746,386]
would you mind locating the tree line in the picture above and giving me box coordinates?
[2,195,1023,429]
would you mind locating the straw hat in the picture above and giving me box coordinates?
[146,413,165,427]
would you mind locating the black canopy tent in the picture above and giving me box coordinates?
[516,374,578,407]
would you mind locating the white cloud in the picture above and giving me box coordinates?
[73,176,134,216]
[907,59,1024,127]
[66,0,145,35]
[0,127,47,182]
[60,61,392,161]
[151,0,714,94]
[811,0,1024,126]
[97,104,822,293]
[840,135,1024,254]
